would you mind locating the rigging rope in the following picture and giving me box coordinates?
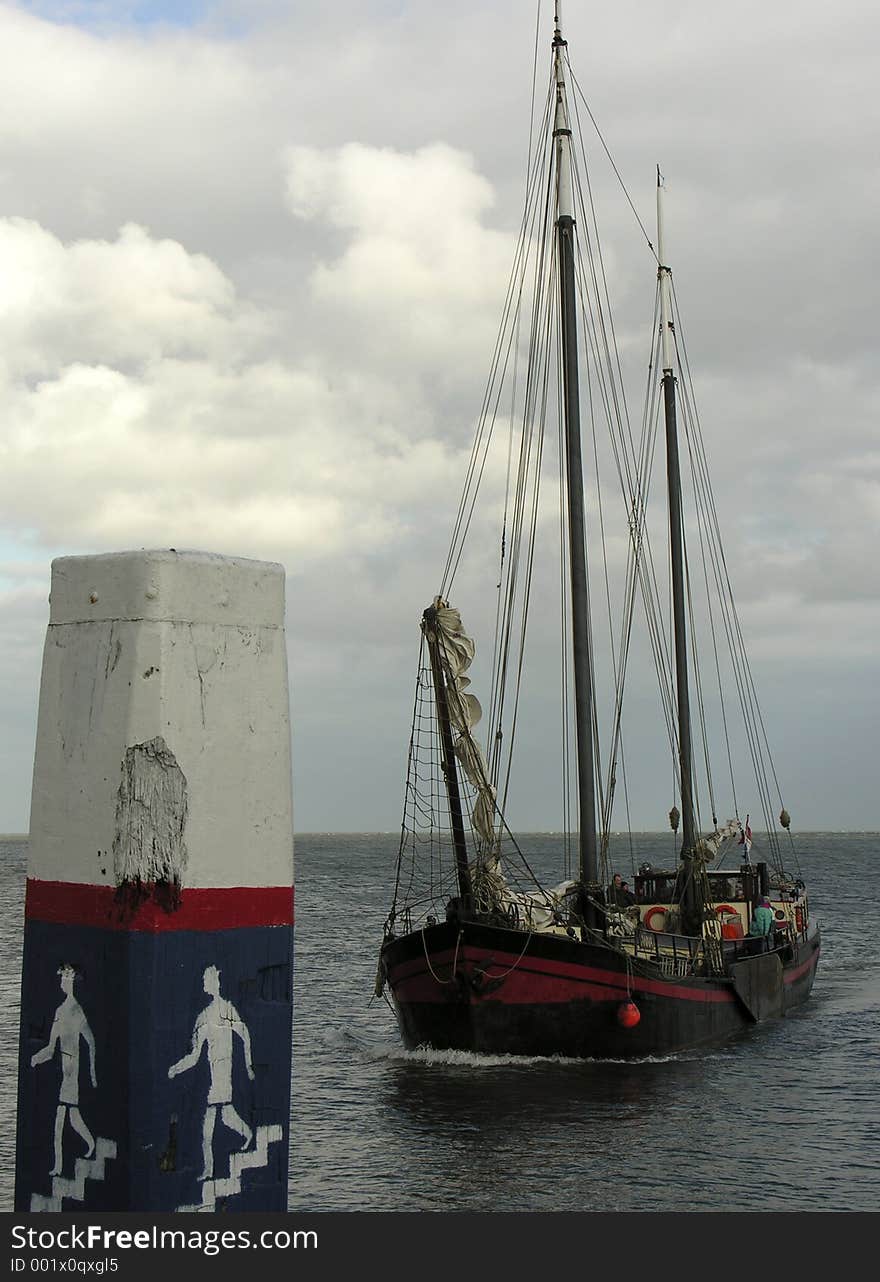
[566,59,658,262]
[386,21,804,941]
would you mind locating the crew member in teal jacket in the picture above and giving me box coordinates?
[748,895,775,937]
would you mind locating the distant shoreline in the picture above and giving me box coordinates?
[4,831,877,840]
[1,830,876,842]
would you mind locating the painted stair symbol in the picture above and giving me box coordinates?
[30,1138,117,1212]
[178,1123,284,1212]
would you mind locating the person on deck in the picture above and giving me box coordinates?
[748,895,775,938]
[608,874,636,908]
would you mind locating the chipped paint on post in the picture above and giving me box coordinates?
[114,736,188,910]
[16,551,294,1211]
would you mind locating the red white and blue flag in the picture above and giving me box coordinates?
[739,815,753,860]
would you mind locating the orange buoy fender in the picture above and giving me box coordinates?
[714,904,738,918]
[617,1001,641,1029]
[644,905,667,932]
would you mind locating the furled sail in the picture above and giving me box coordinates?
[432,597,575,929]
[431,597,496,848]
[698,818,745,859]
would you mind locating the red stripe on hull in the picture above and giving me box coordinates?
[25,878,294,932]
[388,944,736,1005]
[382,923,820,1057]
[783,943,820,985]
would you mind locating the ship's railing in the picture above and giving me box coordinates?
[633,920,800,972]
[633,928,704,972]
[719,929,796,963]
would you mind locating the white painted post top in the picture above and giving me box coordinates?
[48,550,285,628]
[30,548,294,889]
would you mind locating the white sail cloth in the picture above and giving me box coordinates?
[431,599,497,848]
[699,818,744,858]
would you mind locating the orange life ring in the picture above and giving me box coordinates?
[644,905,668,932]
[714,904,738,918]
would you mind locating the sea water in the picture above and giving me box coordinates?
[2,832,878,1211]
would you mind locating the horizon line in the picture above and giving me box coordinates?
[4,828,878,842]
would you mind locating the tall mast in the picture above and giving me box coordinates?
[657,170,698,907]
[554,7,599,887]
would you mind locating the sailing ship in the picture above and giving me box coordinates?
[377,7,820,1057]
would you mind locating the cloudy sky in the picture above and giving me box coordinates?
[0,0,876,835]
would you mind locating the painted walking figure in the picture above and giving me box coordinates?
[30,964,97,1176]
[168,964,255,1181]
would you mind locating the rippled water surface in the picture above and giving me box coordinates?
[2,832,878,1211]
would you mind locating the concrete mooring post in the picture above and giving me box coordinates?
[15,550,294,1212]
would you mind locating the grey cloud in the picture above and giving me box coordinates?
[0,0,876,831]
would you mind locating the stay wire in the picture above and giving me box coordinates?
[566,63,658,263]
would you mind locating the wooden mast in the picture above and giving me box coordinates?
[554,8,599,888]
[657,169,699,927]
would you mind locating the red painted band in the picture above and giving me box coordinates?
[782,945,820,985]
[387,945,736,1005]
[25,878,294,932]
[392,968,626,1006]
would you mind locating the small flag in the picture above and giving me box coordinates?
[738,815,752,861]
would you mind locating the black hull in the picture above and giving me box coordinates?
[381,920,820,1058]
